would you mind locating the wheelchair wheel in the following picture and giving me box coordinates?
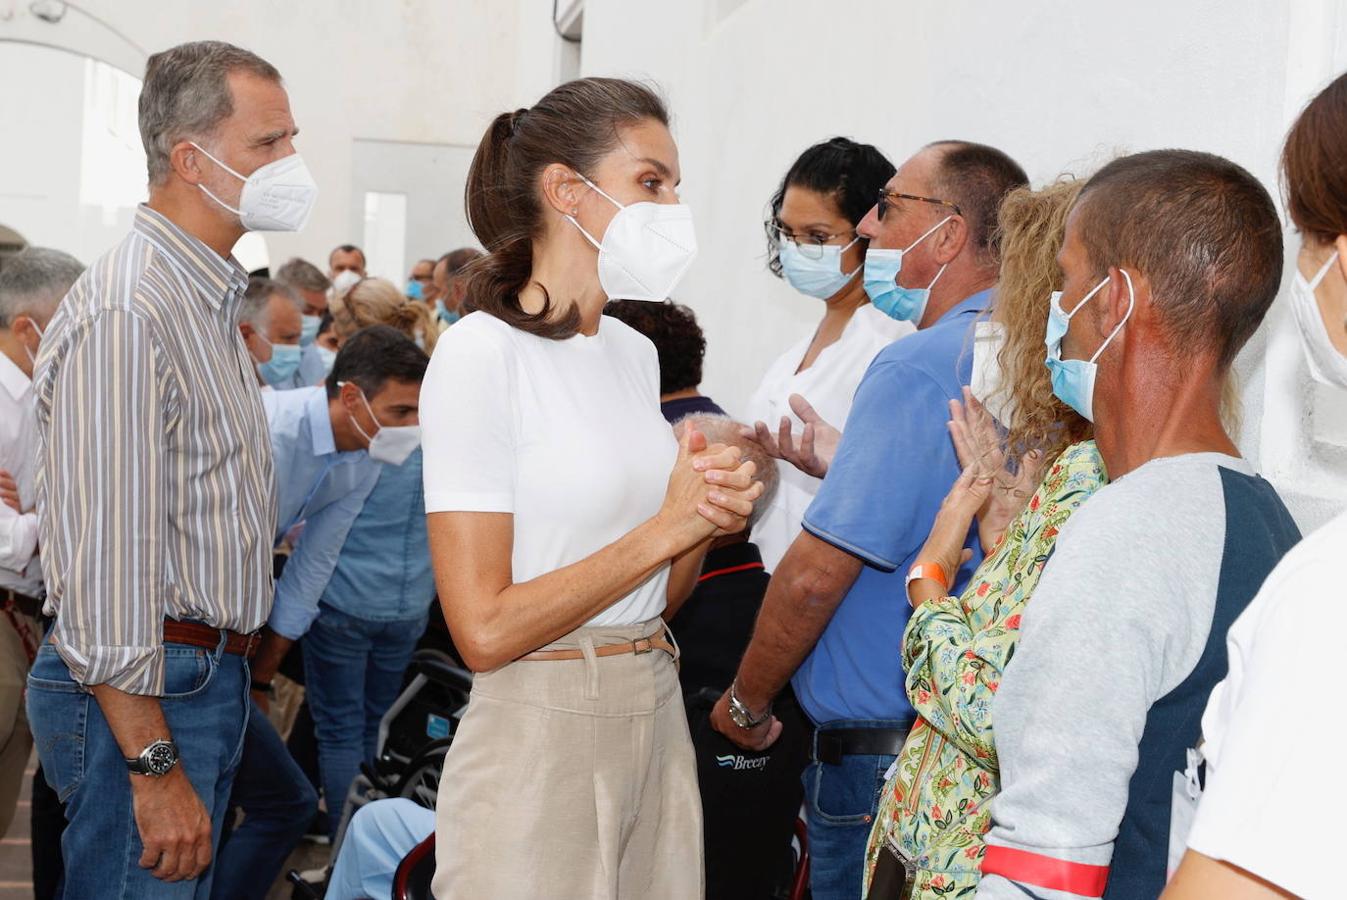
[394,738,452,808]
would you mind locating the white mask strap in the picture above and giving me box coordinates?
[1308,250,1340,292]
[565,173,623,252]
[1088,270,1136,364]
[903,215,954,254]
[190,142,247,183]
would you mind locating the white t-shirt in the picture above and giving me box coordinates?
[420,311,677,627]
[741,303,912,571]
[1185,507,1345,899]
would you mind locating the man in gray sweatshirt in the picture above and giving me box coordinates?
[977,150,1301,900]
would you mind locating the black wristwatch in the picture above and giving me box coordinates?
[126,739,179,776]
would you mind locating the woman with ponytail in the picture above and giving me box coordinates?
[419,77,764,898]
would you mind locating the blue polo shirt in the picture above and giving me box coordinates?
[795,291,990,725]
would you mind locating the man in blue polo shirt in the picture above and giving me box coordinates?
[713,141,1028,900]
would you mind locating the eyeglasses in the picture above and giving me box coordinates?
[765,220,859,260]
[875,189,962,222]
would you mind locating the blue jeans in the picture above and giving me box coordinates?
[212,700,318,900]
[26,638,248,900]
[802,720,908,900]
[303,605,426,833]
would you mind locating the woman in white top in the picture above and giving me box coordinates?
[745,138,913,571]
[1163,70,1347,900]
[419,78,764,899]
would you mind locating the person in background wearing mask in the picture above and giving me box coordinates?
[301,289,440,846]
[0,248,83,843]
[431,246,483,327]
[746,137,909,574]
[406,257,436,304]
[239,277,306,389]
[860,179,1102,900]
[25,40,314,895]
[1163,72,1347,900]
[602,299,727,422]
[421,78,761,897]
[213,326,427,899]
[711,141,1027,900]
[329,243,366,280]
[976,150,1300,900]
[313,312,339,372]
[276,256,335,387]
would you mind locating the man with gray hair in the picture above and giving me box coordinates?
[0,247,82,841]
[239,277,306,389]
[275,257,335,386]
[26,40,315,896]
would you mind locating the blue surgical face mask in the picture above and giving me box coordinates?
[779,236,861,300]
[299,314,321,347]
[1044,270,1134,422]
[315,345,338,375]
[257,340,303,386]
[406,280,424,301]
[862,216,952,322]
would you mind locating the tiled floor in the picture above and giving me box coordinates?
[0,750,331,900]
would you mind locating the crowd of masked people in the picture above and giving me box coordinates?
[0,37,1341,900]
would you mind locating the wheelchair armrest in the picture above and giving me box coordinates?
[411,649,474,694]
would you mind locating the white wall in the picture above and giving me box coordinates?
[2,0,1344,529]
[0,0,573,275]
[579,0,1347,531]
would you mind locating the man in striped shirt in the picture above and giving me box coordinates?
[26,41,317,898]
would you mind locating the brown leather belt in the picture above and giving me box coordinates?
[520,627,678,664]
[2,588,43,620]
[162,619,261,660]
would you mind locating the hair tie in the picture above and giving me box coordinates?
[510,107,530,136]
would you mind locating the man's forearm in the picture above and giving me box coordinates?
[90,684,174,758]
[249,626,294,684]
[734,531,862,711]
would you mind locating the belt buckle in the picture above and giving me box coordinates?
[632,637,653,655]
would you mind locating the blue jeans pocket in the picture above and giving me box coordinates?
[805,757,886,826]
[160,645,216,700]
[26,646,88,802]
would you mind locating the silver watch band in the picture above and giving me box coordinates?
[728,679,772,728]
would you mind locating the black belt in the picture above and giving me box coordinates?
[2,588,43,619]
[813,726,910,765]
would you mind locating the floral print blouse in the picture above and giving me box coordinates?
[862,441,1106,899]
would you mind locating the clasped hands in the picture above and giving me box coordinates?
[660,424,764,545]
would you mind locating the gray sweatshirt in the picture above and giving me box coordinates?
[978,453,1299,900]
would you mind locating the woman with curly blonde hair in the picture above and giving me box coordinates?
[329,276,439,355]
[861,179,1108,900]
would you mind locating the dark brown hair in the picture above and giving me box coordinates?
[463,77,669,339]
[1073,149,1283,369]
[1283,71,1347,244]
[927,141,1029,266]
[602,300,706,394]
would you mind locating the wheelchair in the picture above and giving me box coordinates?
[287,647,473,898]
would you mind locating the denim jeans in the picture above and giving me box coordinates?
[302,605,427,833]
[26,638,248,900]
[212,700,318,900]
[802,719,910,900]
